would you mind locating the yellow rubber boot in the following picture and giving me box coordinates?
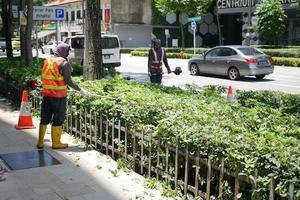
[51,126,68,149]
[37,124,47,149]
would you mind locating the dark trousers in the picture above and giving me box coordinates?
[40,96,66,126]
[150,73,163,84]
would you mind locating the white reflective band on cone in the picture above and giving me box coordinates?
[20,102,31,116]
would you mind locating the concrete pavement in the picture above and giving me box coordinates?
[0,97,165,200]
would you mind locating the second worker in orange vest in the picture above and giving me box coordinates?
[37,43,89,149]
[148,39,172,84]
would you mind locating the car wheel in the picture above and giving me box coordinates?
[2,49,4,52]
[50,49,53,55]
[41,49,45,54]
[190,63,199,75]
[228,67,240,80]
[255,75,265,79]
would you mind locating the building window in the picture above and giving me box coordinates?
[77,10,81,19]
[71,11,75,21]
[66,12,69,21]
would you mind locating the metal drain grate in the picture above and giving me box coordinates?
[0,150,61,170]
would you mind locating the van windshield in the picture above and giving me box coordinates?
[101,37,119,49]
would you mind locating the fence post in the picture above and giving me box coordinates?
[269,175,275,200]
[118,120,121,156]
[112,118,115,159]
[288,182,294,200]
[70,100,73,134]
[251,169,258,200]
[84,108,87,143]
[206,156,212,200]
[94,111,97,148]
[165,146,169,184]
[100,115,103,151]
[184,149,189,196]
[175,142,179,187]
[140,130,144,174]
[234,162,241,200]
[133,127,137,171]
[218,157,225,197]
[148,133,152,177]
[156,140,160,180]
[106,117,109,155]
[79,108,82,139]
[125,125,128,160]
[89,109,92,145]
[195,153,200,197]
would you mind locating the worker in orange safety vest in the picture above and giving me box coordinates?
[148,39,172,84]
[37,43,89,149]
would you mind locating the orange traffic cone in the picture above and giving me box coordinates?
[227,86,234,102]
[15,90,36,130]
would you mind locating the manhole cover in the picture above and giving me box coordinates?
[0,150,61,170]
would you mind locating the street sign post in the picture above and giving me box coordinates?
[191,21,197,54]
[188,16,202,22]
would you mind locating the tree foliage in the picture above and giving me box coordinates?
[155,0,213,48]
[255,0,286,43]
[155,0,212,15]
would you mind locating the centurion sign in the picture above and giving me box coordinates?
[217,0,298,13]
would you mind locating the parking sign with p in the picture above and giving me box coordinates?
[55,9,64,19]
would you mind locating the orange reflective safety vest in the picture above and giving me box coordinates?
[151,48,165,70]
[42,57,67,98]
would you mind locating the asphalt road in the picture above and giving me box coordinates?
[1,51,299,94]
[117,54,300,94]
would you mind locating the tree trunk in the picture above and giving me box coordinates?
[24,0,33,67]
[216,11,222,45]
[83,0,103,80]
[179,13,185,48]
[20,0,26,57]
[2,0,13,58]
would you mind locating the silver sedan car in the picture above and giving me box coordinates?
[188,46,274,80]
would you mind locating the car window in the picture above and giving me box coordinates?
[206,48,221,57]
[47,41,53,45]
[65,38,70,45]
[101,37,119,49]
[71,38,84,49]
[238,47,263,55]
[218,48,237,56]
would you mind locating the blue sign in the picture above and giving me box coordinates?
[55,9,64,19]
[191,21,197,31]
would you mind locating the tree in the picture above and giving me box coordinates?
[255,0,286,44]
[1,0,13,58]
[83,0,103,80]
[155,0,213,47]
[23,0,33,67]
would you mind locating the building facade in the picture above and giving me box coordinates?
[45,0,152,47]
[217,0,300,45]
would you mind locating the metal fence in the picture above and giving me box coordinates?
[29,92,297,200]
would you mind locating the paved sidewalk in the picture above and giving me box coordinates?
[0,98,165,200]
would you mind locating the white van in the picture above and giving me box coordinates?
[64,34,121,68]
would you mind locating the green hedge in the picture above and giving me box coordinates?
[259,49,300,58]
[131,51,300,67]
[1,57,300,198]
[273,57,300,67]
[69,77,300,198]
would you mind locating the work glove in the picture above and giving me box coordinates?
[79,88,90,97]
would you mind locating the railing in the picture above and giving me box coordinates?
[29,92,297,200]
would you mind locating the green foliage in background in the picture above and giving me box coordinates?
[255,0,287,43]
